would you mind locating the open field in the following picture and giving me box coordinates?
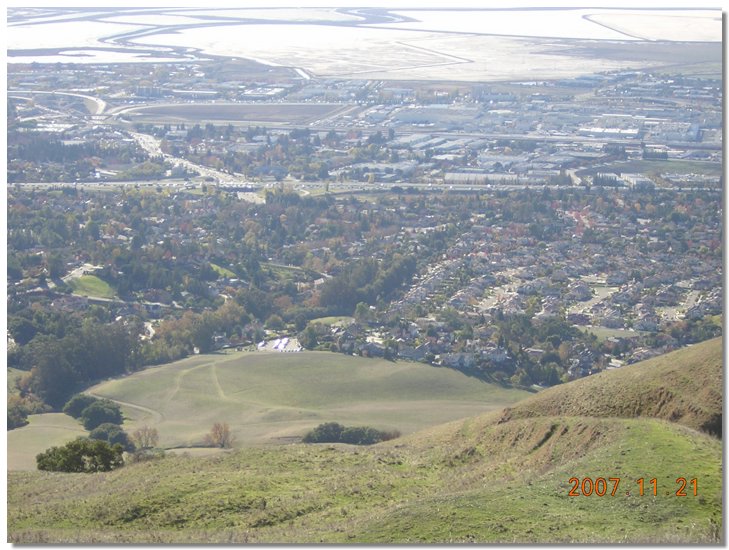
[7,413,88,471]
[210,262,236,278]
[579,326,647,342]
[596,159,722,178]
[309,316,355,327]
[261,262,310,279]
[83,351,529,452]
[67,275,116,299]
[8,339,721,542]
[653,61,722,78]
[123,103,346,125]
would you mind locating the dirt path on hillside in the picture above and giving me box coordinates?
[86,390,165,424]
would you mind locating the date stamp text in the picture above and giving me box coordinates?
[568,477,698,497]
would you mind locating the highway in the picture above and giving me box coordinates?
[9,89,107,115]
[128,131,253,188]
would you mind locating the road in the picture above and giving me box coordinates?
[10,87,719,195]
[83,295,185,311]
[129,130,234,184]
[128,131,256,190]
[9,89,107,115]
[12,86,722,153]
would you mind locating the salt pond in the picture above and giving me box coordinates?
[7,7,722,81]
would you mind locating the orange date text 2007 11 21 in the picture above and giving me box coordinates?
[567,477,698,497]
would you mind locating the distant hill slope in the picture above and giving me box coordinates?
[86,350,529,447]
[497,337,722,436]
[9,351,528,470]
[8,341,723,543]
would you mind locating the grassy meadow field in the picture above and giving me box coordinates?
[7,338,723,543]
[578,326,647,342]
[209,262,236,278]
[66,275,116,299]
[7,350,529,470]
[7,413,88,470]
[85,350,529,449]
[596,159,723,178]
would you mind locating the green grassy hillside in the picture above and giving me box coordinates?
[498,337,722,435]
[83,350,528,450]
[7,415,721,543]
[7,341,722,543]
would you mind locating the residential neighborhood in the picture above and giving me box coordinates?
[7,30,722,394]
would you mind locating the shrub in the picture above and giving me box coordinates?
[62,394,99,418]
[36,438,124,473]
[264,314,284,331]
[127,448,166,464]
[8,395,51,430]
[203,422,235,448]
[302,421,343,443]
[340,426,382,445]
[8,396,29,430]
[131,425,159,450]
[303,422,400,445]
[80,400,123,430]
[7,395,53,430]
[89,423,135,452]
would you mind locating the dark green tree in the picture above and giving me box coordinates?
[8,316,38,345]
[63,394,98,419]
[36,438,124,472]
[303,422,399,445]
[89,423,135,452]
[27,335,78,409]
[80,400,123,430]
[303,422,344,443]
[8,396,29,429]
